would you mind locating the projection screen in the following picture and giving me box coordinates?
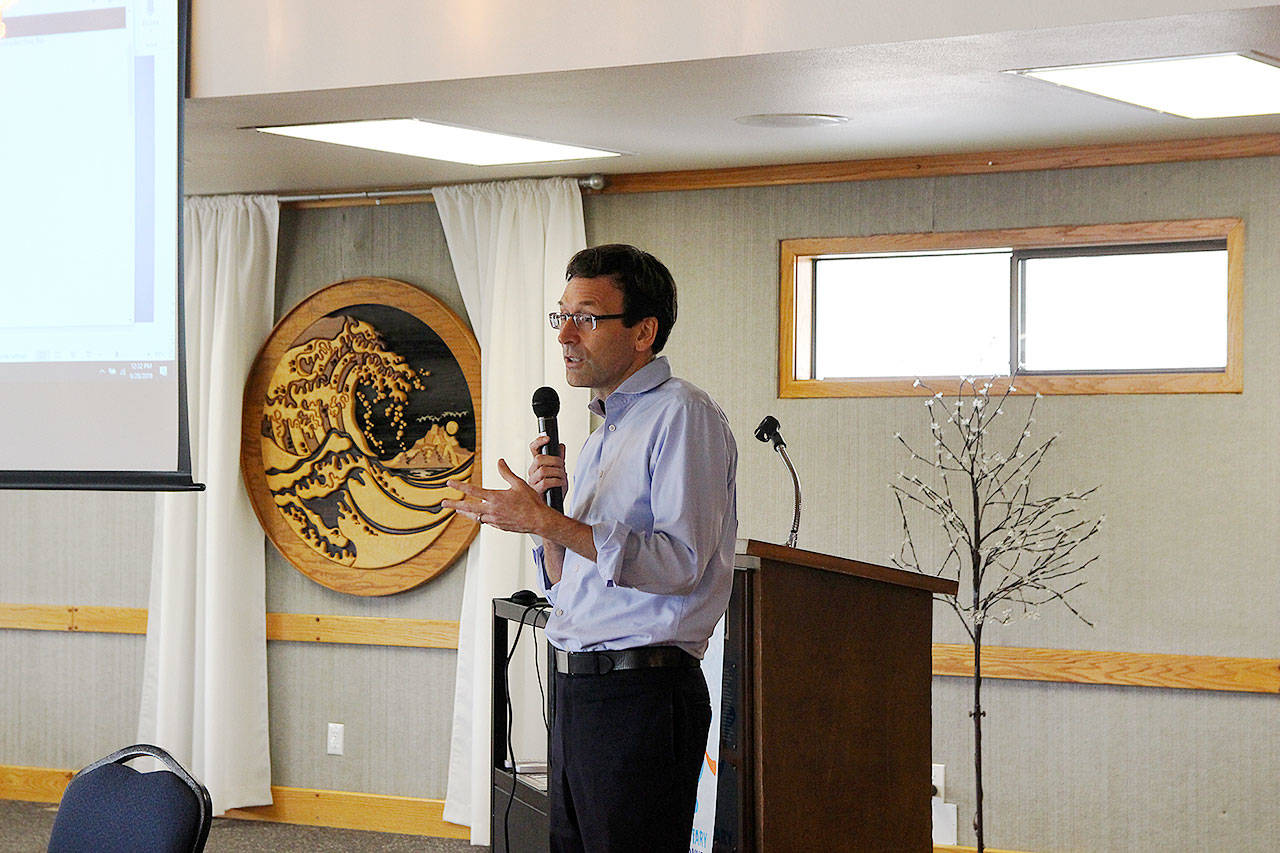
[0,0,198,490]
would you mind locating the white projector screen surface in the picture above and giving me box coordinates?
[0,0,192,487]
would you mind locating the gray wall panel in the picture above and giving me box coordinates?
[0,631,144,769]
[0,491,151,770]
[265,641,458,797]
[0,491,152,606]
[932,677,1280,852]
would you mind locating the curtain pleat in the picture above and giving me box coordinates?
[137,194,278,814]
[434,178,587,844]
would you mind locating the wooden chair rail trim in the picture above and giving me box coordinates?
[5,604,1276,693]
[932,643,1280,694]
[0,766,466,839]
[0,764,74,804]
[283,133,1280,209]
[0,604,148,634]
[223,786,467,839]
[264,612,460,648]
[0,604,459,649]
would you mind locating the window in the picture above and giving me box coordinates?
[779,219,1242,397]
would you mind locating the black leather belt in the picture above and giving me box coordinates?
[554,646,699,676]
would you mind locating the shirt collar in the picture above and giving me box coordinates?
[588,356,671,417]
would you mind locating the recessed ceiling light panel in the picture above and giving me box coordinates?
[1008,52,1280,119]
[735,113,850,128]
[255,118,620,166]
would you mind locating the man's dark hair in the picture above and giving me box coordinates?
[565,244,677,353]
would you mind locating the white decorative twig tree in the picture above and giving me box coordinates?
[890,378,1102,853]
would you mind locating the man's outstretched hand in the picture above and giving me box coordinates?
[444,459,550,535]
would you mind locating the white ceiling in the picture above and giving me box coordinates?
[184,5,1280,196]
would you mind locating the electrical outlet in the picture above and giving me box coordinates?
[931,763,945,800]
[327,722,344,755]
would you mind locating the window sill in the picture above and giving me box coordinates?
[779,369,1242,398]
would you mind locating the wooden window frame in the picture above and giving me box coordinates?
[779,218,1244,398]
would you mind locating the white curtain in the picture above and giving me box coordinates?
[138,195,279,814]
[434,178,588,844]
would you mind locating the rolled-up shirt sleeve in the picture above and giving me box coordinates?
[593,399,734,595]
[531,543,557,603]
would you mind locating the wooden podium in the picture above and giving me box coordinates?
[713,540,958,852]
[488,540,956,852]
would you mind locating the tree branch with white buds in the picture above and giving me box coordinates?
[891,377,1102,853]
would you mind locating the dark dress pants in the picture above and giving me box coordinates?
[549,663,712,853]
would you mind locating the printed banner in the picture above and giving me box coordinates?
[690,614,726,853]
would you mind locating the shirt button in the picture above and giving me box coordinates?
[608,424,616,431]
[555,608,564,616]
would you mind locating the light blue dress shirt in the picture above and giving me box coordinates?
[534,357,738,659]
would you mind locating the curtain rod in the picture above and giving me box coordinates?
[277,173,606,204]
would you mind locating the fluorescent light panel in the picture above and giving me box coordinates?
[256,119,620,166]
[1011,52,1280,119]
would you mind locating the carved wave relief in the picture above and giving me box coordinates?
[260,312,475,569]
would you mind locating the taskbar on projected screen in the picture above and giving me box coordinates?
[0,359,189,487]
[0,360,178,382]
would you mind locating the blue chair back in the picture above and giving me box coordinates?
[47,744,212,853]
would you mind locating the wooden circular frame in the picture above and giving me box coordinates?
[241,277,480,596]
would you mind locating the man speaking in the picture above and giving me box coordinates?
[444,244,738,852]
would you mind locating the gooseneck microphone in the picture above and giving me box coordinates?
[755,415,802,548]
[532,386,564,512]
[754,415,785,450]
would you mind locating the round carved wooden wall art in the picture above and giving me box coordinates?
[241,278,480,595]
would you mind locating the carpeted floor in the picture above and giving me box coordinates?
[0,798,484,852]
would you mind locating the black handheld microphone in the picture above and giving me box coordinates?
[531,386,564,512]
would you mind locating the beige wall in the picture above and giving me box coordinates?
[3,154,1278,850]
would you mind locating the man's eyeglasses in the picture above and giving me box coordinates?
[548,312,626,331]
